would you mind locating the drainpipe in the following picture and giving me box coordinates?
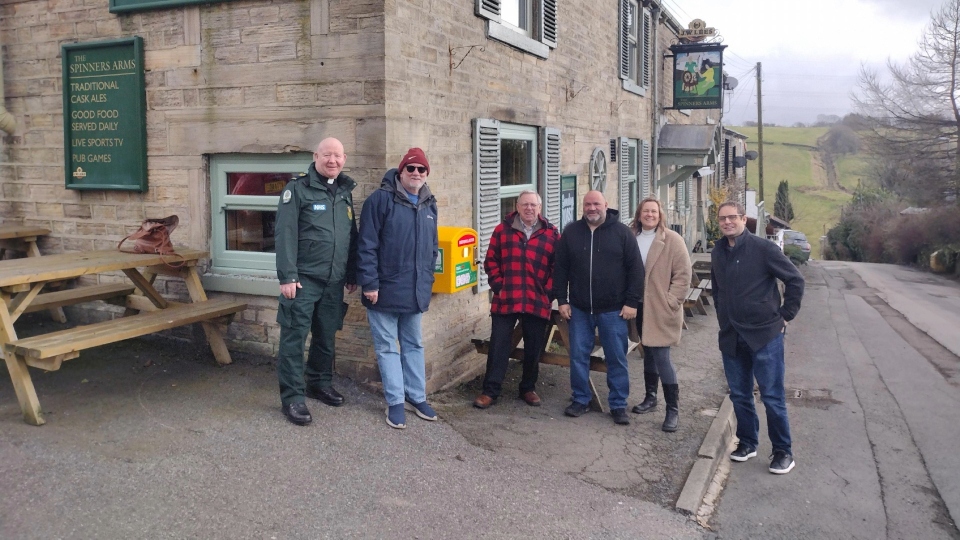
[650,3,660,199]
[0,47,16,135]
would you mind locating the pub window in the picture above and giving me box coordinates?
[473,118,560,292]
[205,153,312,293]
[618,0,651,96]
[475,0,558,59]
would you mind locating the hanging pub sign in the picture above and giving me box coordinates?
[670,43,727,110]
[62,37,147,191]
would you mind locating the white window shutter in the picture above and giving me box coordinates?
[641,9,652,89]
[541,127,561,226]
[640,139,651,199]
[619,137,631,224]
[474,118,501,293]
[476,0,501,21]
[618,0,629,80]
[541,0,558,48]
[677,179,686,215]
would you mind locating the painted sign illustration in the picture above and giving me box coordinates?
[671,44,725,110]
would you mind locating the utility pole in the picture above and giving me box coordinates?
[756,62,765,203]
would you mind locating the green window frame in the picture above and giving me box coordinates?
[205,153,312,294]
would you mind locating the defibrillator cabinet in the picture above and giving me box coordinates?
[433,226,478,293]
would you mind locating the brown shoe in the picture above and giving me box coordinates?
[520,391,542,407]
[473,394,495,409]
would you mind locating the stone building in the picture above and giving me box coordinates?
[0,0,724,392]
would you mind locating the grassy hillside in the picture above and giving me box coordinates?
[729,126,869,258]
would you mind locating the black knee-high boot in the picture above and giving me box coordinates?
[632,372,659,414]
[662,383,679,432]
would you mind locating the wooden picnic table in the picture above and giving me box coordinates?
[0,249,246,425]
[472,308,640,413]
[0,224,66,323]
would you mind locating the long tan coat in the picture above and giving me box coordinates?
[635,227,691,347]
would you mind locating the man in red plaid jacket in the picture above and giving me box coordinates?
[473,190,560,409]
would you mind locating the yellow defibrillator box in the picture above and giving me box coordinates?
[433,226,478,293]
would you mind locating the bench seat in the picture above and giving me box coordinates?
[5,298,247,369]
[471,337,608,373]
[683,288,707,317]
[22,283,137,314]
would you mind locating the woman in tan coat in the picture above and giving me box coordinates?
[630,197,691,431]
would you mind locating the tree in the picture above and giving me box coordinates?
[854,0,960,206]
[774,180,795,221]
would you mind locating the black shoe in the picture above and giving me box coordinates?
[611,408,630,425]
[282,402,312,426]
[769,449,796,474]
[564,401,590,417]
[306,386,345,407]
[730,442,757,462]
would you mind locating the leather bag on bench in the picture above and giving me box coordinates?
[118,215,185,267]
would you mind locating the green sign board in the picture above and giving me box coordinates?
[435,248,444,274]
[62,38,147,191]
[109,0,229,14]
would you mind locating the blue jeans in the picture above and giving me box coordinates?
[568,306,630,409]
[721,332,792,454]
[367,309,427,407]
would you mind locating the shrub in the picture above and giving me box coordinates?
[784,244,808,266]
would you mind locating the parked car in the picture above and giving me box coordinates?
[783,230,811,262]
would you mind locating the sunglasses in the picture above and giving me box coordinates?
[404,165,427,174]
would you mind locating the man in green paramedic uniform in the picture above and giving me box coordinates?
[274,137,358,426]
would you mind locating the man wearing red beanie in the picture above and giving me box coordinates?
[357,147,439,429]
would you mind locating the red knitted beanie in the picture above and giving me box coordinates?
[398,147,430,175]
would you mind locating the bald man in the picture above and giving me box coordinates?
[274,137,359,426]
[552,191,644,425]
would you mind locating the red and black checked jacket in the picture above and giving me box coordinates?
[484,212,560,320]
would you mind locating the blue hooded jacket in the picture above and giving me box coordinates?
[357,168,438,313]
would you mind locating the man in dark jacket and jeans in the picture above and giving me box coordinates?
[553,190,644,425]
[473,190,559,410]
[711,201,804,474]
[358,148,439,430]
[275,137,358,426]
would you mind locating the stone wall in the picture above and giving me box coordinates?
[0,0,388,366]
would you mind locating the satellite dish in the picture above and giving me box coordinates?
[745,150,759,160]
[697,167,715,176]
[723,76,739,91]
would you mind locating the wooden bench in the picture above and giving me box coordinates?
[4,298,247,372]
[694,278,712,305]
[683,288,707,317]
[471,310,641,413]
[17,283,137,315]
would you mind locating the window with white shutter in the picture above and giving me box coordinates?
[640,139,651,199]
[541,127,561,226]
[476,0,557,58]
[473,118,501,292]
[618,137,638,224]
[619,0,650,96]
[474,119,556,292]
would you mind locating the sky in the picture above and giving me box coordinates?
[661,0,946,126]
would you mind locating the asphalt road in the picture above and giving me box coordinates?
[0,315,719,538]
[712,261,960,539]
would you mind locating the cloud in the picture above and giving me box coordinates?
[857,0,944,21]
